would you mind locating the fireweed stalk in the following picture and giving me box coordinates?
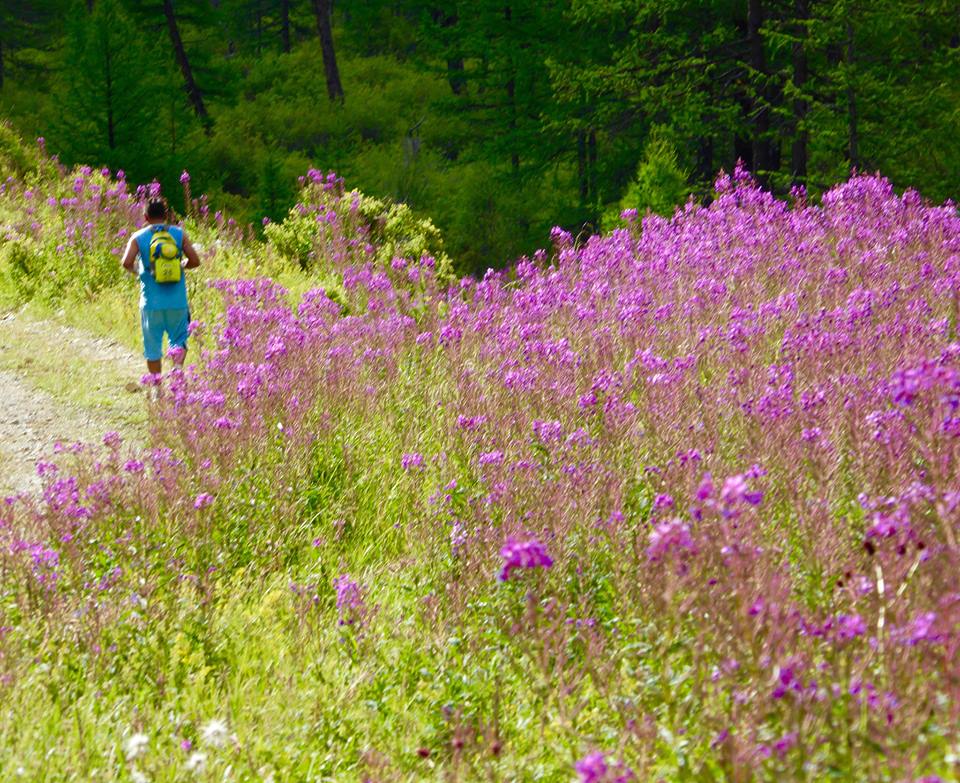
[1,148,959,779]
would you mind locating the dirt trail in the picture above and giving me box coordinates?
[0,311,146,496]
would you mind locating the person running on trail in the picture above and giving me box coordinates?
[121,197,201,375]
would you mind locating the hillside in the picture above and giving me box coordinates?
[0,127,959,781]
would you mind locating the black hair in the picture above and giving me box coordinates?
[145,197,168,220]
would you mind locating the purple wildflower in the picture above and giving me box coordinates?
[194,493,214,510]
[498,536,552,581]
[401,452,424,471]
[646,518,695,562]
[575,751,634,783]
[834,613,867,643]
[532,419,563,443]
[575,752,607,783]
[333,573,368,628]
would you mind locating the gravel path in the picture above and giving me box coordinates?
[0,313,145,496]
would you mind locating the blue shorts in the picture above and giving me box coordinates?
[141,307,190,361]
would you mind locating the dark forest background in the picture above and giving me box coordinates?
[1,0,958,273]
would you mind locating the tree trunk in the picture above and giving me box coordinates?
[162,0,211,130]
[104,35,115,149]
[504,5,519,172]
[312,0,344,102]
[734,117,753,171]
[447,56,465,95]
[280,0,291,53]
[697,133,714,183]
[790,0,809,183]
[846,20,859,169]
[577,131,587,204]
[587,129,598,225]
[432,10,465,95]
[577,129,598,219]
[506,73,519,172]
[444,26,467,95]
[256,4,262,55]
[748,0,771,177]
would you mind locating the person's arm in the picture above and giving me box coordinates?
[121,236,139,276]
[182,234,201,269]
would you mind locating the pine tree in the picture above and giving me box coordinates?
[52,0,161,179]
[549,0,746,209]
[620,127,690,218]
[219,0,309,56]
[432,0,561,174]
[124,0,219,131]
[794,0,960,197]
[256,147,295,223]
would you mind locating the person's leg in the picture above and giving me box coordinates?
[141,309,163,375]
[167,307,191,369]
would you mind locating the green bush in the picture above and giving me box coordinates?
[1,240,47,303]
[265,181,454,285]
[0,122,41,179]
[358,192,451,277]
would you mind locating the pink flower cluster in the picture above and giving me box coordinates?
[498,536,552,581]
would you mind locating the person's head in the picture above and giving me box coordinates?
[144,197,168,223]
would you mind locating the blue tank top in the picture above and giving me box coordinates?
[133,224,189,310]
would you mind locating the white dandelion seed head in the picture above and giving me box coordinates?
[124,732,149,761]
[200,718,229,748]
[130,768,149,783]
[185,751,208,773]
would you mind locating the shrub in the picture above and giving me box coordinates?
[1,240,45,302]
[265,170,454,286]
[0,122,41,179]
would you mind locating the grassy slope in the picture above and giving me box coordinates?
[1,126,957,782]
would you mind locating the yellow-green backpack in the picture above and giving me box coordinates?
[149,226,182,284]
